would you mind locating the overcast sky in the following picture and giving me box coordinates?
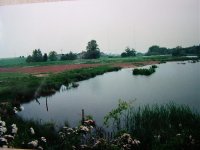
[0,0,199,58]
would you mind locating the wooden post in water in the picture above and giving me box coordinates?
[82,109,85,125]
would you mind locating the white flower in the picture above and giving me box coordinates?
[127,137,132,144]
[0,126,7,135]
[176,133,181,136]
[133,139,140,145]
[11,124,16,128]
[30,127,35,135]
[79,125,89,132]
[189,135,192,140]
[41,137,46,143]
[0,121,6,127]
[11,124,18,134]
[0,137,8,145]
[3,135,14,141]
[13,107,18,114]
[179,123,182,127]
[38,146,43,150]
[28,140,38,148]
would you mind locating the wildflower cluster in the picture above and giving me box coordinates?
[59,119,96,149]
[80,119,96,134]
[0,118,17,148]
[112,133,140,150]
[26,127,47,150]
[59,126,79,139]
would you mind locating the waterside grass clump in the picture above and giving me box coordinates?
[133,65,158,76]
[105,102,200,150]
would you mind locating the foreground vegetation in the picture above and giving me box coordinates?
[1,102,200,149]
[0,66,121,102]
[105,101,200,150]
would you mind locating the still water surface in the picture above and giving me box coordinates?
[18,61,200,127]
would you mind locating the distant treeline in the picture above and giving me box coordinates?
[26,40,100,63]
[26,41,200,63]
[146,45,200,56]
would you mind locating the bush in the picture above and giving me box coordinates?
[133,66,156,76]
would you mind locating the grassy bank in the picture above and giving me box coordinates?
[1,102,200,149]
[0,66,121,102]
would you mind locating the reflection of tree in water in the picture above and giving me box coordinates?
[35,98,40,105]
[35,97,48,112]
[46,97,48,112]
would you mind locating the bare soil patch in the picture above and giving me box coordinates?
[0,61,159,74]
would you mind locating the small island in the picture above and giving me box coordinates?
[133,65,158,76]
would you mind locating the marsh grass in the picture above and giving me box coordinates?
[109,102,200,149]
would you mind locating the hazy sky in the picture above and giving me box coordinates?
[0,0,199,58]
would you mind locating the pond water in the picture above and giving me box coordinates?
[18,61,200,127]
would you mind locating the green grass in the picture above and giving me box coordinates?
[0,57,26,68]
[0,66,121,102]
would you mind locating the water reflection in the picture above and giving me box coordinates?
[46,97,48,112]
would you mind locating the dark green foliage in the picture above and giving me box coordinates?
[26,49,44,62]
[43,53,48,62]
[105,101,200,150]
[121,47,136,57]
[26,55,32,63]
[61,52,77,60]
[146,45,200,56]
[147,45,170,56]
[172,46,185,56]
[49,51,58,61]
[128,104,200,150]
[133,66,156,76]
[151,65,158,68]
[32,49,43,62]
[84,40,100,59]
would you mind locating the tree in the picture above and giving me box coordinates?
[49,51,58,61]
[32,49,43,62]
[121,47,136,57]
[61,51,77,60]
[172,46,183,56]
[26,55,32,63]
[43,53,48,62]
[84,40,100,59]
